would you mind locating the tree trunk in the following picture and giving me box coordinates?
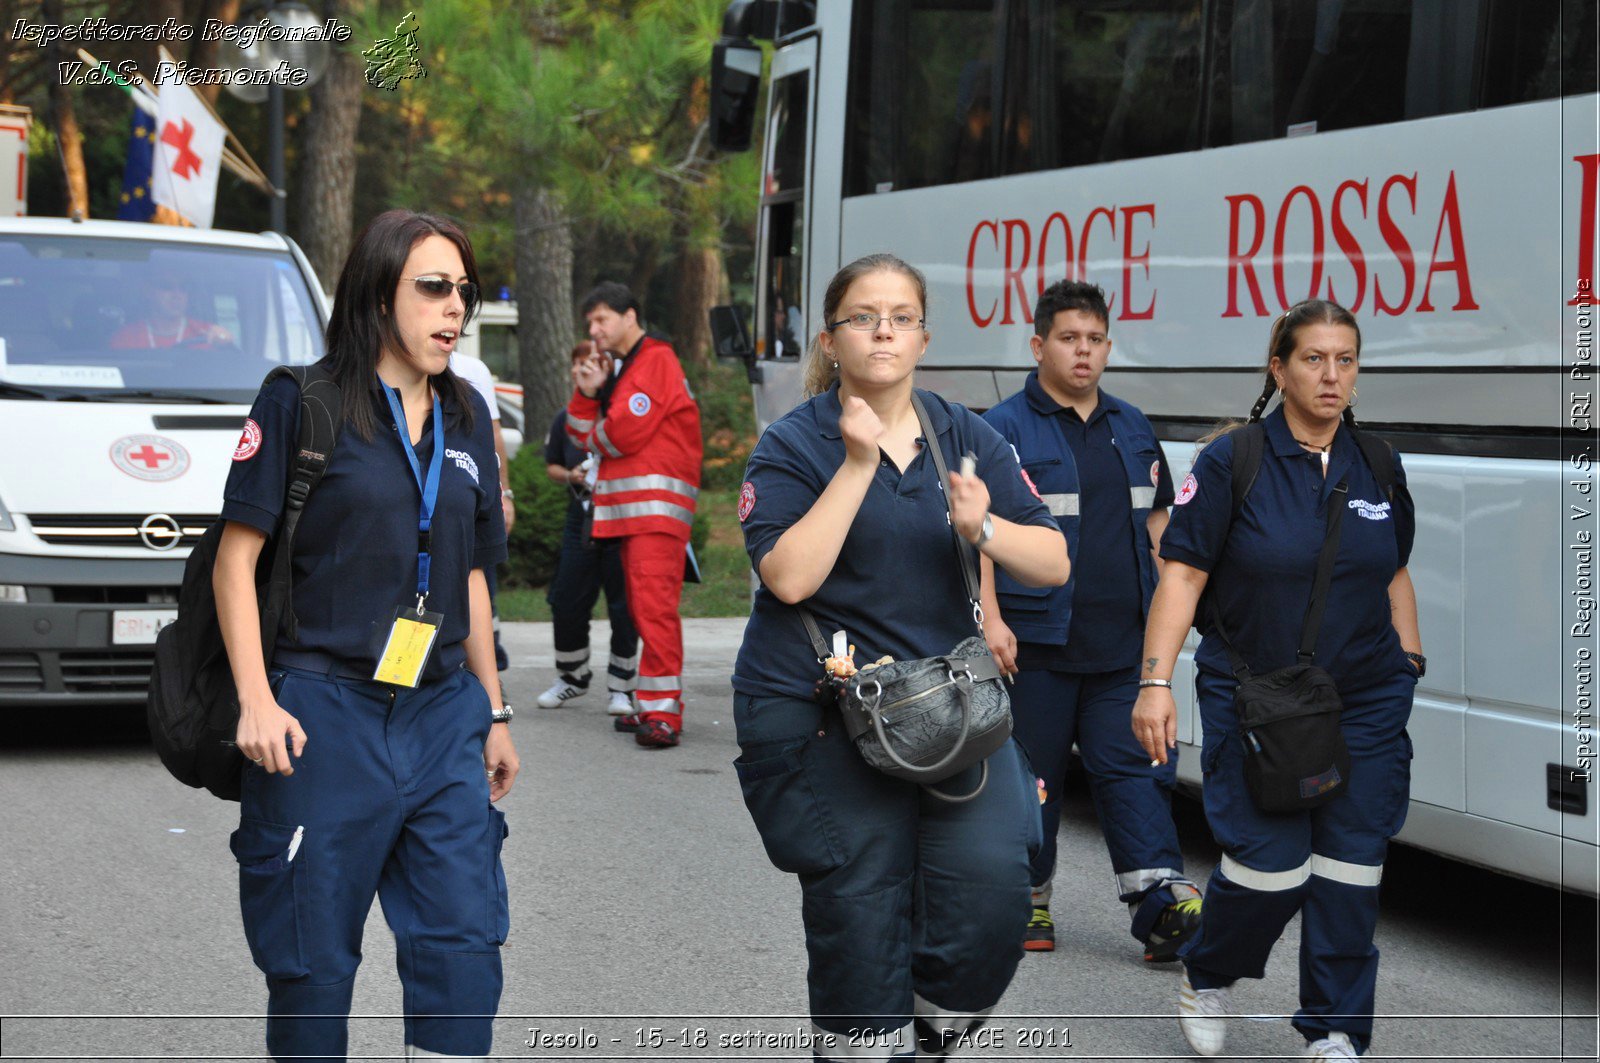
[292,10,365,289]
[189,0,243,107]
[514,184,575,437]
[41,0,86,219]
[669,242,720,369]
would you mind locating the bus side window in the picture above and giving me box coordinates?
[1479,0,1599,106]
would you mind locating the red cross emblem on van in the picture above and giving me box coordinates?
[110,434,191,482]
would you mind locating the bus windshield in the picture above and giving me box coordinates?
[0,234,322,402]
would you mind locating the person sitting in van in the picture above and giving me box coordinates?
[110,271,234,348]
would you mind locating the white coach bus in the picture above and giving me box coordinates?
[708,0,1599,893]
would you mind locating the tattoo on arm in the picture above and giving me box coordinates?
[1144,657,1160,675]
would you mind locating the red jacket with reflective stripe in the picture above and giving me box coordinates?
[566,336,702,541]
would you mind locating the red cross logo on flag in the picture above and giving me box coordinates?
[151,80,225,227]
[160,118,203,180]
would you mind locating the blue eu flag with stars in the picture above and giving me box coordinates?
[117,107,155,222]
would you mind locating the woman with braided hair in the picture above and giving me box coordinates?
[1130,299,1423,1060]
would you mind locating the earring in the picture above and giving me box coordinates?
[1348,386,1358,408]
[831,361,839,371]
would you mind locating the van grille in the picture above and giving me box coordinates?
[59,650,154,693]
[26,513,214,549]
[0,653,44,693]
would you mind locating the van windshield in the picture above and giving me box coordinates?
[0,234,323,402]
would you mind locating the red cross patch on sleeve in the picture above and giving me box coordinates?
[1175,472,1198,505]
[738,481,756,522]
[233,418,262,462]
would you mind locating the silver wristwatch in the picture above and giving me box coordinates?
[975,512,996,546]
[491,703,513,725]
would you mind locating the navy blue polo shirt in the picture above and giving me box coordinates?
[544,409,585,469]
[733,386,1058,699]
[1159,407,1414,692]
[222,372,508,683]
[1016,387,1174,674]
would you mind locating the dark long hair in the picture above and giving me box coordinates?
[324,209,479,439]
[1198,299,1361,445]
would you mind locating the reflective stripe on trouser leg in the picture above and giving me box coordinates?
[1180,855,1310,990]
[608,650,639,693]
[812,1022,917,1061]
[1296,863,1382,1053]
[408,1046,488,1060]
[621,532,686,720]
[914,995,996,1060]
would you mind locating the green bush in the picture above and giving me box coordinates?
[502,446,573,588]
[687,359,758,491]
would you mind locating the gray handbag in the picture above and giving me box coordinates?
[798,393,1013,803]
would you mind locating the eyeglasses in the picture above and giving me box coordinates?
[827,312,924,332]
[403,275,479,306]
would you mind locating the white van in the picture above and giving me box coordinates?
[0,217,326,706]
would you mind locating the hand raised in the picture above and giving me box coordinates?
[838,395,886,469]
[947,460,992,543]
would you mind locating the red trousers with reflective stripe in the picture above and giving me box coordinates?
[622,532,686,720]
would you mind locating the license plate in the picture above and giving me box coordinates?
[111,609,178,645]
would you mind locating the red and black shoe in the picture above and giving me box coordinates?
[635,717,681,748]
[613,712,643,733]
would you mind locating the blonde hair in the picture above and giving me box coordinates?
[802,253,929,397]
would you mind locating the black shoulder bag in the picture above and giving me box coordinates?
[797,392,1012,803]
[1211,479,1352,812]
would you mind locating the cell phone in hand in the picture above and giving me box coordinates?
[960,453,976,479]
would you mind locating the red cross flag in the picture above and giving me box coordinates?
[151,80,224,228]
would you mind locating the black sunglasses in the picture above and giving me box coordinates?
[402,275,479,305]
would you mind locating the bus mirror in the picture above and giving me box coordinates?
[709,305,755,368]
[710,38,763,152]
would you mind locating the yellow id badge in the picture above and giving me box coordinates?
[373,607,444,688]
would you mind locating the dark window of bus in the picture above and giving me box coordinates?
[767,71,808,196]
[843,1,1005,196]
[1480,0,1599,105]
[1204,0,1479,146]
[762,72,808,359]
[1005,0,1204,174]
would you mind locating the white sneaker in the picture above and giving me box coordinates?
[536,678,589,708]
[1177,972,1230,1056]
[606,692,634,715]
[1305,1032,1357,1059]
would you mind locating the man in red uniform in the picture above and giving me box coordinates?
[567,282,702,748]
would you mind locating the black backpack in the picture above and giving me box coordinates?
[146,363,343,800]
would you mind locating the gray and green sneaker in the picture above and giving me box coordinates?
[1024,906,1055,952]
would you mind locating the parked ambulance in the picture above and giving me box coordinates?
[0,217,325,706]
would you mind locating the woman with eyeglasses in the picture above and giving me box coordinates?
[214,209,517,1061]
[732,253,1069,1061]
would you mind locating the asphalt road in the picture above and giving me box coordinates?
[1,617,1595,1062]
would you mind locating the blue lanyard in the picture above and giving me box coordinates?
[381,381,444,609]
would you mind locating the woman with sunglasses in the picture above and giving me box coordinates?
[214,209,517,1061]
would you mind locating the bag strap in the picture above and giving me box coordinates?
[259,363,343,655]
[909,390,984,613]
[1229,422,1266,513]
[795,390,983,660]
[1210,479,1348,680]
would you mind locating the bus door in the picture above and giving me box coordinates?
[751,36,816,431]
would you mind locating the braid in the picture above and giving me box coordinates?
[1342,405,1358,429]
[1247,374,1277,422]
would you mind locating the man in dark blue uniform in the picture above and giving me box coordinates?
[981,280,1201,960]
[537,345,639,714]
